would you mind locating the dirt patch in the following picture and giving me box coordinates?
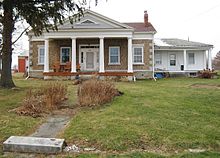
[191,84,220,89]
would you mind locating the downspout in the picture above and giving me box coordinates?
[152,38,156,81]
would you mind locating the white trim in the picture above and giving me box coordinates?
[155,48,211,51]
[60,47,71,64]
[37,45,45,65]
[108,46,120,65]
[132,46,144,64]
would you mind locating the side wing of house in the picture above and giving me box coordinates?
[154,39,213,75]
[28,10,156,79]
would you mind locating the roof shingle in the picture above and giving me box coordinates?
[123,22,156,32]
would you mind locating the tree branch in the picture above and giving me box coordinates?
[12,26,30,45]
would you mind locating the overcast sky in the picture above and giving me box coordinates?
[90,0,220,54]
[13,0,220,66]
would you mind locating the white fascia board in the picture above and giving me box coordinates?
[44,30,133,38]
[154,48,211,51]
[30,29,134,41]
[133,33,154,40]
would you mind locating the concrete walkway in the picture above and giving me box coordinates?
[30,115,70,138]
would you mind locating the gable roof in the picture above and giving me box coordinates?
[155,38,213,49]
[58,9,133,30]
[123,22,156,33]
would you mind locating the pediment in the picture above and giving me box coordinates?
[58,10,132,30]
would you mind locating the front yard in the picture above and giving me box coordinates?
[0,74,220,157]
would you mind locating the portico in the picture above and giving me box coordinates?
[42,36,134,75]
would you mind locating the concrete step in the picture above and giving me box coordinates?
[3,136,65,154]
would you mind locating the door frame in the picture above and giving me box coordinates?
[79,44,99,71]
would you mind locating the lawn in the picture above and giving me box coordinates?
[0,74,220,157]
[63,78,220,157]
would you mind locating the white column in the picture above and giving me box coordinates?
[204,51,207,69]
[44,39,49,72]
[208,49,212,70]
[183,49,187,71]
[71,38,77,73]
[127,37,133,72]
[99,37,105,73]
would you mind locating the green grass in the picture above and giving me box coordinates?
[63,78,220,157]
[62,151,220,158]
[0,75,43,154]
[0,74,220,157]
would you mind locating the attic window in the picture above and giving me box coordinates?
[81,20,96,24]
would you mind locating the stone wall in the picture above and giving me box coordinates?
[29,38,152,78]
[104,38,128,70]
[132,39,152,70]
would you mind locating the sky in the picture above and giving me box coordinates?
[12,0,220,66]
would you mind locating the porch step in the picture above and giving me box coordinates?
[3,136,65,154]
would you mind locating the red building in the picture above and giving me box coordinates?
[18,51,28,73]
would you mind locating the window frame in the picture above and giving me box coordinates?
[188,53,195,65]
[155,52,162,65]
[133,46,144,65]
[38,45,45,65]
[169,54,176,66]
[108,46,120,65]
[60,47,71,64]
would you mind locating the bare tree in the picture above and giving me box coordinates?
[213,51,220,70]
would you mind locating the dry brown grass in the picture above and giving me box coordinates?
[77,79,121,107]
[15,82,67,117]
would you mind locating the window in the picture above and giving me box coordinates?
[133,47,144,64]
[188,53,195,64]
[38,46,45,65]
[60,47,71,63]
[109,47,120,64]
[170,54,176,66]
[155,53,162,65]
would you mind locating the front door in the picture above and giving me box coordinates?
[86,52,95,70]
[79,46,99,71]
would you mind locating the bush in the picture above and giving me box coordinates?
[198,69,217,79]
[15,82,67,117]
[78,79,121,107]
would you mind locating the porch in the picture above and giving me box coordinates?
[42,37,134,79]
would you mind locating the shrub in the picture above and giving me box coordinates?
[15,82,67,117]
[198,69,216,79]
[78,79,121,107]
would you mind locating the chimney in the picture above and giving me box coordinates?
[144,10,148,27]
